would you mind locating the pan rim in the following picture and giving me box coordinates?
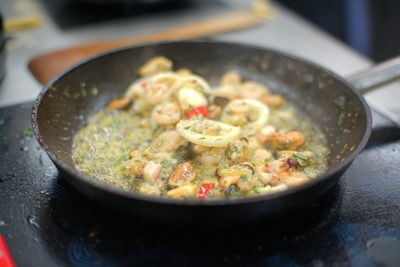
[32,40,372,207]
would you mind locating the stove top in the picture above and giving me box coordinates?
[1,102,400,266]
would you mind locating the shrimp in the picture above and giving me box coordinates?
[139,183,162,195]
[168,162,195,187]
[246,136,260,157]
[239,81,270,99]
[152,130,184,153]
[166,184,197,199]
[212,85,241,100]
[139,56,172,77]
[268,172,309,187]
[143,161,162,184]
[176,68,192,76]
[266,157,297,174]
[220,71,242,85]
[285,174,309,186]
[261,94,285,108]
[178,87,207,111]
[151,102,181,126]
[278,150,314,167]
[269,131,305,150]
[256,125,276,144]
[221,99,270,136]
[130,150,142,158]
[196,152,223,165]
[146,83,169,106]
[192,145,225,165]
[226,138,249,163]
[258,172,273,185]
[237,173,255,192]
[191,144,210,154]
[265,157,309,186]
[125,150,147,175]
[221,100,251,126]
[226,100,251,113]
[253,148,272,162]
[251,148,273,180]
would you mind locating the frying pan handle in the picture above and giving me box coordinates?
[346,56,400,95]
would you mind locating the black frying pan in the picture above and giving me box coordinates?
[32,41,397,225]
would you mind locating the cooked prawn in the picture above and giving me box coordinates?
[139,56,172,77]
[152,130,184,153]
[151,102,181,126]
[269,131,305,150]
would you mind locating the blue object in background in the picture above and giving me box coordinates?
[277,0,400,61]
[345,0,371,57]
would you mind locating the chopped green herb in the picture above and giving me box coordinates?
[338,111,345,126]
[240,175,248,180]
[23,127,33,136]
[115,154,130,164]
[111,120,122,128]
[183,126,191,130]
[157,139,164,146]
[198,137,206,140]
[253,187,260,194]
[152,126,160,135]
[340,144,348,154]
[293,153,308,161]
[80,88,87,97]
[161,160,171,168]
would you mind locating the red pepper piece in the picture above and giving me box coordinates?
[197,183,215,199]
[0,235,16,267]
[186,106,209,119]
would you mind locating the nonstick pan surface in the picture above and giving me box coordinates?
[32,41,371,225]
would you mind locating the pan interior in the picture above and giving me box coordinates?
[35,42,368,189]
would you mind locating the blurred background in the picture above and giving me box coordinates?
[39,0,400,62]
[0,0,399,122]
[10,0,400,61]
[277,0,400,61]
[30,0,400,61]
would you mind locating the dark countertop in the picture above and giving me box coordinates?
[0,102,399,266]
